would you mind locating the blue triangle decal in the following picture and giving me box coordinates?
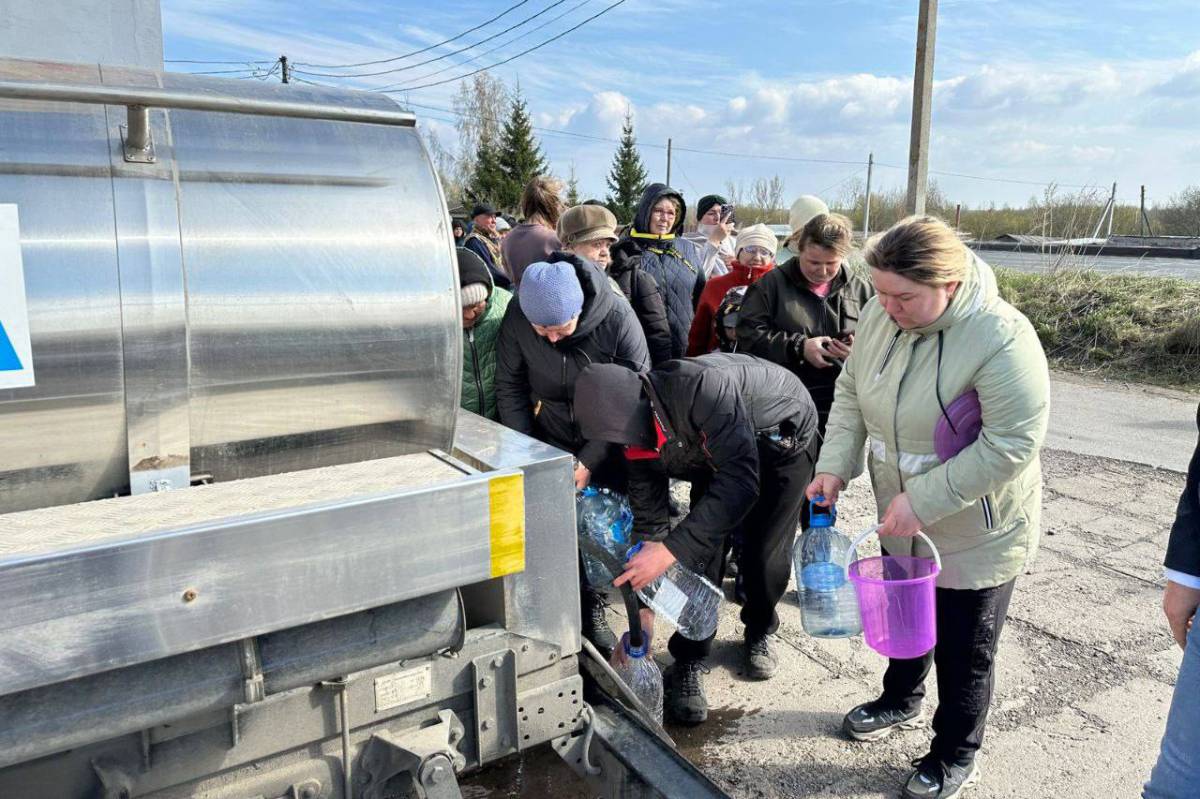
[0,320,23,371]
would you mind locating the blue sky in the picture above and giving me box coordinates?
[162,0,1200,209]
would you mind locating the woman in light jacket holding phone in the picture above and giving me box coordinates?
[807,215,1050,799]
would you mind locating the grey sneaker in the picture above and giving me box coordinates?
[664,659,709,724]
[744,633,778,680]
[842,699,925,741]
[902,754,980,799]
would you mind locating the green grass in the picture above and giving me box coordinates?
[995,266,1200,390]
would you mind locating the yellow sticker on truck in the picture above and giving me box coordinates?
[488,473,525,577]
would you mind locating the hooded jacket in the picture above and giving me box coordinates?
[815,254,1050,590]
[579,353,818,571]
[608,240,673,366]
[688,260,775,356]
[495,252,650,469]
[1165,403,1200,584]
[623,184,706,359]
[736,257,874,420]
[460,254,513,420]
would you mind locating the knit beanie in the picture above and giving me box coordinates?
[735,223,778,258]
[787,195,830,234]
[457,247,492,306]
[461,283,489,306]
[518,261,584,326]
[696,194,729,221]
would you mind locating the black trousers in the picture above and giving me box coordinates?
[879,578,1017,767]
[668,434,815,662]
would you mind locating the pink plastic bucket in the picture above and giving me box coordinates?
[845,527,942,659]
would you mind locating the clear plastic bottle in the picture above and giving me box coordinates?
[576,487,634,593]
[609,631,663,725]
[793,498,862,638]
[627,543,722,641]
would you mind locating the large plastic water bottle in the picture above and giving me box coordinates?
[576,487,634,592]
[628,543,722,641]
[793,498,861,638]
[609,631,663,725]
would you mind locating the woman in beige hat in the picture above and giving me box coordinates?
[560,204,672,366]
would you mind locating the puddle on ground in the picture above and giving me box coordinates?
[461,745,597,798]
[460,704,756,796]
[668,704,760,768]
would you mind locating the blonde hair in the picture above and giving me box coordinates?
[520,176,565,228]
[864,215,968,286]
[791,212,854,257]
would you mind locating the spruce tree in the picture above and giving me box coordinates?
[497,91,548,212]
[566,163,581,207]
[469,137,505,210]
[605,110,648,224]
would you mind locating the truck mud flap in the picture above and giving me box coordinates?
[552,649,733,799]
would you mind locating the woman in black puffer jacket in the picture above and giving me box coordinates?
[495,251,650,659]
[495,251,651,489]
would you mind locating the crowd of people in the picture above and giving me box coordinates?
[453,177,1199,799]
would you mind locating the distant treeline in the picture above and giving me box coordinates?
[731,180,1200,241]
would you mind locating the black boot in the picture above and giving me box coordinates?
[580,592,616,660]
[663,659,709,724]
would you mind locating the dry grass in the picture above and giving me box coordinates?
[995,266,1200,390]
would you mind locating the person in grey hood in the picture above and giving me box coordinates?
[621,183,706,359]
[574,354,818,724]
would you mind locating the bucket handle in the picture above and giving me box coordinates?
[844,524,943,581]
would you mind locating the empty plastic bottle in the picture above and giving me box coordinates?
[610,631,663,725]
[793,498,862,638]
[627,543,722,641]
[576,486,634,592]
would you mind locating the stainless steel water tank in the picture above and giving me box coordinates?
[0,58,460,513]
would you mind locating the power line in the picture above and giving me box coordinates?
[672,145,865,167]
[874,161,1090,190]
[293,0,533,69]
[295,0,572,79]
[179,66,264,75]
[383,0,631,92]
[165,57,276,65]
[373,0,596,92]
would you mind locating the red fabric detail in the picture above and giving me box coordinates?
[809,281,832,298]
[624,418,668,460]
[686,261,775,356]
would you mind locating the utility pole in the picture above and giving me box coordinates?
[905,0,938,215]
[665,138,672,187]
[863,152,874,239]
[1139,185,1146,237]
[279,55,289,84]
[1106,181,1116,237]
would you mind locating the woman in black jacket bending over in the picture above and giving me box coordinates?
[495,253,651,657]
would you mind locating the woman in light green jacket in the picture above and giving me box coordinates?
[807,216,1049,799]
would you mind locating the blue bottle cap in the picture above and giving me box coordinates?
[808,496,836,528]
[626,542,643,559]
[624,635,648,658]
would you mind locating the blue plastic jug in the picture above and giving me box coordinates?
[793,498,861,638]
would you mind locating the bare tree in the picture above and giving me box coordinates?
[723,179,746,209]
[767,175,786,222]
[450,73,509,196]
[418,124,463,203]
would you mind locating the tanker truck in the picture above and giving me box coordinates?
[0,54,731,799]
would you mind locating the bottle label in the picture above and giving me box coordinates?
[654,578,689,621]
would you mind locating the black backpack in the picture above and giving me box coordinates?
[713,285,748,353]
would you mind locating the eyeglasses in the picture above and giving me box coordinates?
[741,246,773,259]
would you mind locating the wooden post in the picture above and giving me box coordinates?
[905,0,938,215]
